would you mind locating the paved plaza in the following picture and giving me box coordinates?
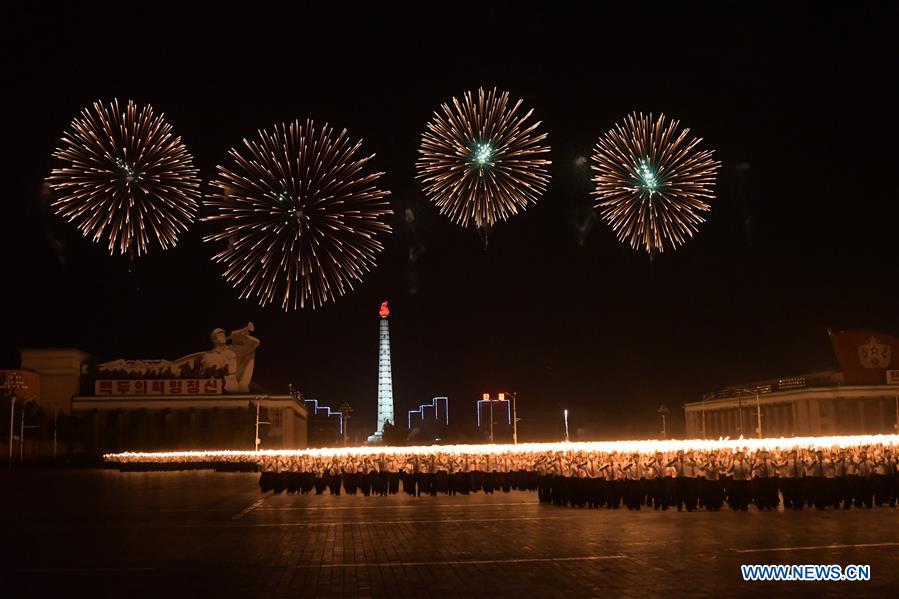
[2,470,897,598]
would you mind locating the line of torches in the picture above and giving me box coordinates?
[104,434,899,465]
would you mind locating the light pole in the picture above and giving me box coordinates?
[701,396,708,438]
[8,396,15,469]
[563,409,570,442]
[479,394,498,443]
[3,373,26,469]
[755,390,762,438]
[894,394,898,433]
[253,396,271,451]
[255,400,261,451]
[53,410,58,460]
[489,400,495,443]
[511,392,519,445]
[657,404,670,439]
[481,393,513,443]
[339,403,353,446]
[20,420,39,462]
[499,392,519,444]
[735,388,762,438]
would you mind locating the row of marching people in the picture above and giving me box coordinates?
[257,453,540,496]
[256,444,898,511]
[257,470,540,496]
[536,447,898,510]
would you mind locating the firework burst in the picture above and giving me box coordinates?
[47,99,200,256]
[204,120,392,310]
[591,112,721,254]
[416,87,551,228]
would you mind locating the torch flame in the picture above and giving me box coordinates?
[104,434,899,466]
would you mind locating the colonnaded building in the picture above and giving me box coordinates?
[2,323,307,458]
[685,329,899,438]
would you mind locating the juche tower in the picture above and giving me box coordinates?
[369,301,395,442]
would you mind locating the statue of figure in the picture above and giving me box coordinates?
[97,323,260,393]
[201,323,259,392]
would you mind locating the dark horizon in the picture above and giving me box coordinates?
[5,2,898,439]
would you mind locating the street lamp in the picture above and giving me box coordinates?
[700,396,708,438]
[478,393,512,443]
[482,393,495,442]
[252,396,271,451]
[657,404,670,439]
[499,392,520,445]
[20,410,25,461]
[52,410,59,460]
[2,373,27,469]
[20,418,39,462]
[8,396,16,469]
[735,388,762,438]
[339,403,353,446]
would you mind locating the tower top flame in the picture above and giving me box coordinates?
[379,301,389,318]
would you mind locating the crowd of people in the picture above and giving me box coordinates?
[254,444,899,511]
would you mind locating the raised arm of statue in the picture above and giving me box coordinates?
[228,322,260,356]
[229,322,259,392]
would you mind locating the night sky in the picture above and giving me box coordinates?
[5,3,898,440]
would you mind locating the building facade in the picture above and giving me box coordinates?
[685,330,899,438]
[685,375,899,438]
[71,393,306,453]
[7,325,308,458]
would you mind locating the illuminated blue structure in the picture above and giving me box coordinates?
[477,396,511,428]
[303,398,343,434]
[407,396,449,429]
[477,394,513,442]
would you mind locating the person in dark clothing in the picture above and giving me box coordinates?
[699,454,724,511]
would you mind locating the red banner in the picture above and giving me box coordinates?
[95,379,222,396]
[829,329,898,385]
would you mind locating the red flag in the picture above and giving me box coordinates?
[828,329,898,385]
